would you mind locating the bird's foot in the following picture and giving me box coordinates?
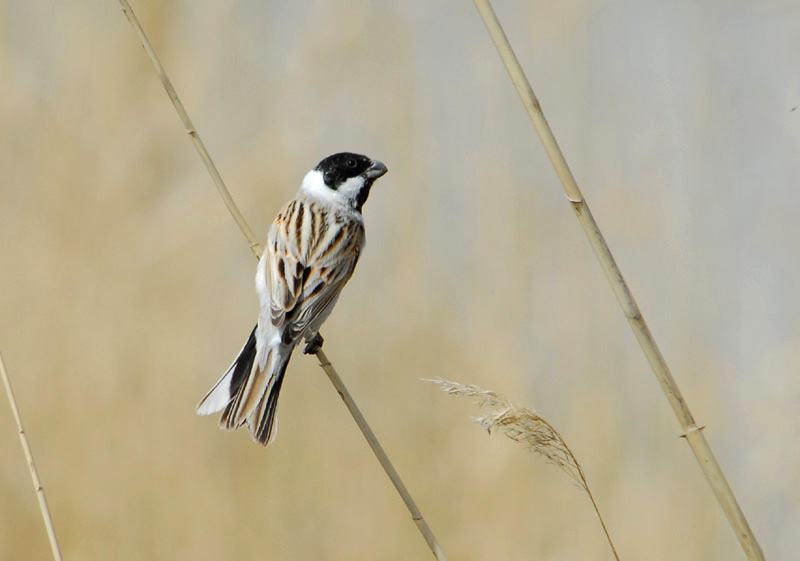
[303,333,324,355]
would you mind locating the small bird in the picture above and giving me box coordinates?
[197,152,388,445]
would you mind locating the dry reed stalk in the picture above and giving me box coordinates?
[116,2,449,559]
[428,377,620,561]
[317,352,449,560]
[471,1,765,560]
[1,352,64,561]
[118,0,262,259]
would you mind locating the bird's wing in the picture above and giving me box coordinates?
[265,200,364,343]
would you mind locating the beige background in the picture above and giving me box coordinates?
[2,1,799,559]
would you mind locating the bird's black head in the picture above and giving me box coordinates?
[314,152,388,212]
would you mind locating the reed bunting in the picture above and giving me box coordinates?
[196,152,388,445]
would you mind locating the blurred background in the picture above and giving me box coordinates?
[2,1,799,559]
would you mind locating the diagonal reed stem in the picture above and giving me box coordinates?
[472,2,765,560]
[118,0,262,258]
[317,351,449,561]
[1,352,64,561]
[116,2,448,559]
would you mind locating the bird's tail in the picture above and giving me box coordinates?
[196,325,293,446]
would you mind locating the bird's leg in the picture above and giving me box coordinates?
[303,333,324,355]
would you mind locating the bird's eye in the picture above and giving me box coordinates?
[346,159,357,168]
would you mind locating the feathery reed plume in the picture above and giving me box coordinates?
[471,2,764,560]
[117,2,448,559]
[1,352,64,561]
[428,377,620,561]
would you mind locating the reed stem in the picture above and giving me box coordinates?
[471,2,765,559]
[317,351,449,561]
[116,2,448,558]
[118,0,262,257]
[1,352,64,561]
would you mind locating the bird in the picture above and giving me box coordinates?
[196,152,388,445]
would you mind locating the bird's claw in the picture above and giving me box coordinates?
[303,333,324,355]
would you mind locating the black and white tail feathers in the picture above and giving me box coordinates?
[196,326,257,417]
[196,326,293,445]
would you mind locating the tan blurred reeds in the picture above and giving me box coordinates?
[2,1,791,560]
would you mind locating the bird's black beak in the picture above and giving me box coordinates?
[365,160,388,180]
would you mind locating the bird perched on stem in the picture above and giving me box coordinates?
[197,152,388,445]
